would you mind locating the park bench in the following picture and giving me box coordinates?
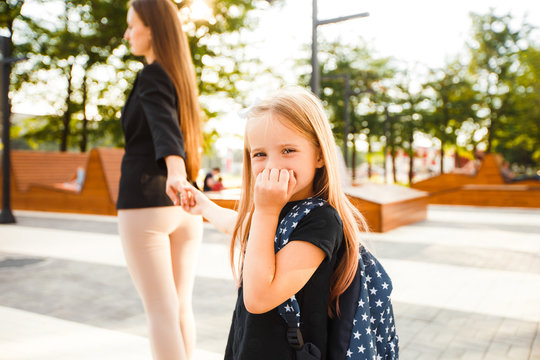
[1,148,429,231]
[411,153,540,208]
[203,184,428,233]
[0,148,123,215]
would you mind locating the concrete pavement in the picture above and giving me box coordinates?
[1,205,539,359]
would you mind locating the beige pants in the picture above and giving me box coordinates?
[118,206,203,360]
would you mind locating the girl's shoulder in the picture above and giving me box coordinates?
[287,200,344,259]
[283,198,343,226]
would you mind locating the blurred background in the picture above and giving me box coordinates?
[2,0,539,189]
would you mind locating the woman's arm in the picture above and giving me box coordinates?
[164,155,190,207]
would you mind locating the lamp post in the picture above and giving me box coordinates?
[310,0,368,96]
[1,36,25,224]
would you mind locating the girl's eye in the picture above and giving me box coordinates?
[283,148,296,154]
[252,152,266,158]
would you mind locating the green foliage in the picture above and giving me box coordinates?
[467,10,534,154]
[5,0,269,154]
[317,40,395,143]
[424,61,477,172]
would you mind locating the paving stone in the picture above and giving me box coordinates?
[1,205,539,359]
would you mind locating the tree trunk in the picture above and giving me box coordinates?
[454,149,462,168]
[79,72,88,152]
[383,106,390,183]
[408,128,414,184]
[487,111,495,154]
[440,147,445,175]
[440,96,450,174]
[391,145,397,184]
[367,138,372,179]
[60,63,73,152]
[351,134,357,183]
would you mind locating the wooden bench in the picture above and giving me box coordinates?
[202,184,428,233]
[345,184,428,233]
[1,149,429,231]
[1,148,124,215]
[0,148,241,216]
[411,154,540,208]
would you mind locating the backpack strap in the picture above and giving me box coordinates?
[274,197,327,350]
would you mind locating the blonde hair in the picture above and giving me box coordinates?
[131,0,202,180]
[231,86,369,315]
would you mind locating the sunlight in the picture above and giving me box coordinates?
[189,0,213,21]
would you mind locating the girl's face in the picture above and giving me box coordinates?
[247,112,324,202]
[124,7,153,62]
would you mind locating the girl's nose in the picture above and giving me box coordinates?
[123,29,129,40]
[265,158,279,171]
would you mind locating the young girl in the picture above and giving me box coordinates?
[186,87,368,359]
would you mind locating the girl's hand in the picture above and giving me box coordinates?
[165,174,192,208]
[183,184,210,215]
[253,168,296,213]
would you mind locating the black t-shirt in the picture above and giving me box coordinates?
[224,200,344,360]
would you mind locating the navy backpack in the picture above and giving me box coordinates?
[275,198,399,360]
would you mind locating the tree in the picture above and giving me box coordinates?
[424,61,476,173]
[391,81,430,184]
[467,10,533,154]
[10,0,127,151]
[316,40,395,181]
[8,0,271,153]
[495,45,540,168]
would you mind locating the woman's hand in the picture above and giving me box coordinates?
[182,183,210,215]
[165,174,193,209]
[164,155,193,209]
[253,168,296,214]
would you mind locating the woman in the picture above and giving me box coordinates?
[117,1,202,359]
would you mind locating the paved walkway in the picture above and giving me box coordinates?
[0,205,539,359]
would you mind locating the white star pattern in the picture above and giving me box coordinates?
[345,247,399,359]
[275,198,398,360]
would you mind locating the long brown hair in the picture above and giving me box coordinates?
[231,87,369,315]
[131,0,202,180]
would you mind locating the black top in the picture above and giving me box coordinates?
[224,200,344,360]
[117,62,186,209]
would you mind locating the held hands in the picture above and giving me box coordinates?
[182,184,212,216]
[254,168,296,214]
[165,174,194,210]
